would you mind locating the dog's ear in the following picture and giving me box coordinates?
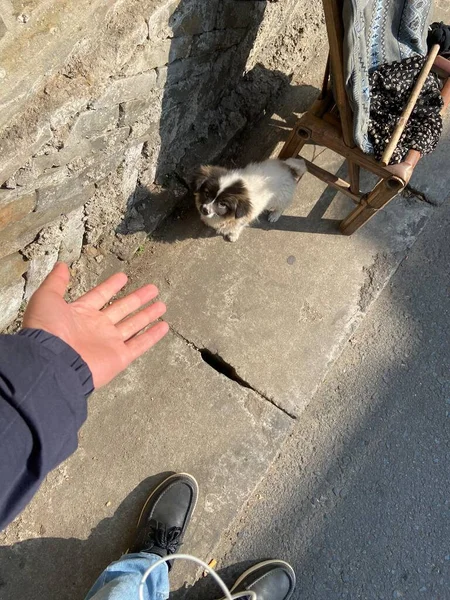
[191,166,211,192]
[224,180,252,219]
[235,197,252,219]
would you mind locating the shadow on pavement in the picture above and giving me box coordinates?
[185,199,450,600]
[0,473,172,600]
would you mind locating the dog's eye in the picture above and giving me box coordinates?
[204,190,210,199]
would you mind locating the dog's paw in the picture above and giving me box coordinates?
[268,210,282,223]
[224,232,240,242]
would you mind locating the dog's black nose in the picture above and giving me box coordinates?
[200,206,209,215]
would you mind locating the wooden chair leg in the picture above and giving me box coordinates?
[340,176,404,235]
[279,92,333,160]
[279,124,310,160]
[348,161,360,194]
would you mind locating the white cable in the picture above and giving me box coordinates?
[138,553,257,600]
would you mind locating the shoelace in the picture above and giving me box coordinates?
[144,520,182,554]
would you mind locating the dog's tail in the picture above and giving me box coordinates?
[284,158,307,182]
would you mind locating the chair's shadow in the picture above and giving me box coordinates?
[252,176,343,236]
[117,78,358,245]
[148,162,354,246]
[122,159,355,247]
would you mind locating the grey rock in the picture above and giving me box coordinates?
[34,127,130,175]
[163,76,202,106]
[169,0,219,36]
[88,126,131,154]
[124,41,172,75]
[165,52,213,86]
[0,190,35,229]
[0,124,52,186]
[216,1,262,30]
[170,36,193,61]
[49,98,90,129]
[0,15,7,41]
[122,36,191,76]
[36,175,87,212]
[122,143,144,203]
[155,66,167,88]
[0,189,92,259]
[93,72,157,109]
[58,207,85,264]
[190,28,246,57]
[147,0,180,40]
[68,106,119,141]
[24,249,59,300]
[34,146,90,173]
[0,252,28,288]
[0,278,25,330]
[119,99,149,127]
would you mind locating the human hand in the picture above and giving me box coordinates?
[23,263,169,388]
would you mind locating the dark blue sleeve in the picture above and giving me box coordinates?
[0,329,94,531]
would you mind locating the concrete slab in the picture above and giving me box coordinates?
[0,332,292,598]
[130,149,432,418]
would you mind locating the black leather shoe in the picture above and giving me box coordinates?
[225,559,296,600]
[129,473,198,569]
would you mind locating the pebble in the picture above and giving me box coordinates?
[287,255,296,265]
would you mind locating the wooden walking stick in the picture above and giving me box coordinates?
[381,44,441,166]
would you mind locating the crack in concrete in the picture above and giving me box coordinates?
[170,326,297,420]
[358,253,395,313]
[403,185,439,207]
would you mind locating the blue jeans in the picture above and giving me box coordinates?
[85,553,169,600]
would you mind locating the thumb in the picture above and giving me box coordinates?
[39,262,70,297]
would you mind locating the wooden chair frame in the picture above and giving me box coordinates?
[279,0,450,235]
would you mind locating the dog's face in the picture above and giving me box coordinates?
[193,166,252,220]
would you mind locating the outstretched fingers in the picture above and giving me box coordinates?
[125,321,169,362]
[76,273,128,310]
[102,284,159,324]
[117,301,167,341]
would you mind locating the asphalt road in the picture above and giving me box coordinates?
[190,197,450,600]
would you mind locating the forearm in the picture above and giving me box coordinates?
[0,329,93,530]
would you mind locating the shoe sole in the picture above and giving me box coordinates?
[136,472,199,528]
[230,559,296,599]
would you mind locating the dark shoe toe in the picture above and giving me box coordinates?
[129,473,198,556]
[230,560,296,600]
[148,473,198,530]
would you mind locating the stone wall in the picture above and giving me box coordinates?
[0,0,324,329]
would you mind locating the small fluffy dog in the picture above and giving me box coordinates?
[193,158,307,242]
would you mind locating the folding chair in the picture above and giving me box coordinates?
[279,0,450,235]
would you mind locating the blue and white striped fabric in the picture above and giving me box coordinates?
[342,0,433,154]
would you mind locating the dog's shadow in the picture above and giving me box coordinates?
[131,168,345,247]
[117,74,349,244]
